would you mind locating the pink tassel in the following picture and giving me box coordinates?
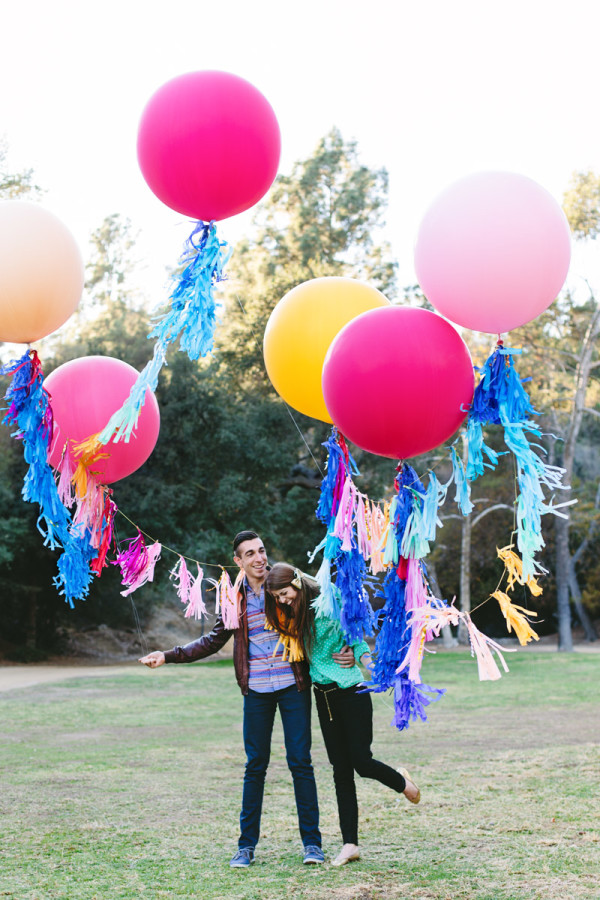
[170,556,193,605]
[333,475,357,551]
[71,480,107,548]
[115,531,162,597]
[55,446,77,508]
[355,496,371,560]
[464,615,512,681]
[369,502,387,574]
[216,569,241,629]
[184,566,210,620]
[89,492,117,576]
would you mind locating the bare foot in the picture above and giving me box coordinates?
[331,843,360,866]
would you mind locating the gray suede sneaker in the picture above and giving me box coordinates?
[303,845,325,864]
[229,847,255,868]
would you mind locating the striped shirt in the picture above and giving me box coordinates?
[246,581,296,693]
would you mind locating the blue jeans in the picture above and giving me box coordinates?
[239,685,321,849]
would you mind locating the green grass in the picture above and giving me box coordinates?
[0,651,599,900]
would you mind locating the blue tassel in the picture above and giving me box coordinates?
[450,445,474,515]
[392,673,446,731]
[1,351,73,552]
[370,568,409,693]
[98,221,230,445]
[337,547,375,643]
[464,343,568,579]
[54,529,99,608]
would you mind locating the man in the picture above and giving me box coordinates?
[140,530,330,868]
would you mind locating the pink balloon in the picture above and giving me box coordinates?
[45,357,160,484]
[414,172,572,334]
[137,70,281,221]
[322,307,474,459]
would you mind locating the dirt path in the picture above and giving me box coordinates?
[0,663,138,692]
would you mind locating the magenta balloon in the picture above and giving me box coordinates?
[414,172,572,334]
[45,356,160,484]
[137,70,281,221]
[322,307,474,459]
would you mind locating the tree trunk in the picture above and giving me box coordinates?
[555,513,574,650]
[426,557,457,648]
[568,560,598,641]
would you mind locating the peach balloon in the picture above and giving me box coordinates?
[0,201,84,343]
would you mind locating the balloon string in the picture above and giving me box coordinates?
[233,292,325,480]
[115,508,237,570]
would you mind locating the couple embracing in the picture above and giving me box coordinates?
[139,530,420,868]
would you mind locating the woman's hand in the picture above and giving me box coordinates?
[332,644,356,668]
[139,651,166,668]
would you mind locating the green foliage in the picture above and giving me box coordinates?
[0,137,43,200]
[563,169,600,240]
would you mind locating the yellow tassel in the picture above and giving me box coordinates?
[264,622,305,662]
[492,590,540,646]
[497,545,543,596]
[71,434,110,498]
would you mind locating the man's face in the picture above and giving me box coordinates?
[234,537,268,583]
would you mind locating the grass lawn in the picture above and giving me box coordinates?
[0,650,598,900]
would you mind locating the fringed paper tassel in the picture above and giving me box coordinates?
[496,545,544,595]
[312,557,342,619]
[464,614,513,681]
[215,569,241,629]
[337,547,375,643]
[54,529,99,608]
[368,502,387,575]
[491,591,539,645]
[1,350,73,551]
[97,343,166,445]
[333,475,358,552]
[370,567,409,692]
[89,491,117,576]
[55,446,77,508]
[170,556,193,603]
[464,343,569,580]
[71,434,109,499]
[114,530,162,597]
[450,445,474,516]
[97,221,230,446]
[185,566,213,620]
[392,673,446,731]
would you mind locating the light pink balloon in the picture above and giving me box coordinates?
[322,307,474,460]
[45,356,160,484]
[414,172,572,334]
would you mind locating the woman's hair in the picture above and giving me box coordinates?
[264,563,319,655]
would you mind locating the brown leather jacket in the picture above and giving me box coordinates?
[163,579,310,695]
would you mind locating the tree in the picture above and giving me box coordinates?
[0,138,43,201]
[512,170,600,649]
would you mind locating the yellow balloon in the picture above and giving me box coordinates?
[0,201,84,344]
[264,277,391,422]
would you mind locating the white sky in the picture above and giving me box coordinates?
[2,0,600,301]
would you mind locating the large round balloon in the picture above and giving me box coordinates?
[45,357,160,484]
[137,70,281,221]
[264,277,391,423]
[0,201,84,344]
[322,307,474,459]
[414,171,572,334]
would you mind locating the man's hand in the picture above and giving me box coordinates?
[332,644,355,668]
[139,651,166,668]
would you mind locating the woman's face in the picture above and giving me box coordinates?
[271,585,299,606]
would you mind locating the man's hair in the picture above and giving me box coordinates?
[233,530,261,555]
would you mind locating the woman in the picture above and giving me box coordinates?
[264,562,420,867]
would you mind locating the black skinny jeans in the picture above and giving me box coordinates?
[313,683,406,845]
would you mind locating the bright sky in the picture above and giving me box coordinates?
[2,0,600,300]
